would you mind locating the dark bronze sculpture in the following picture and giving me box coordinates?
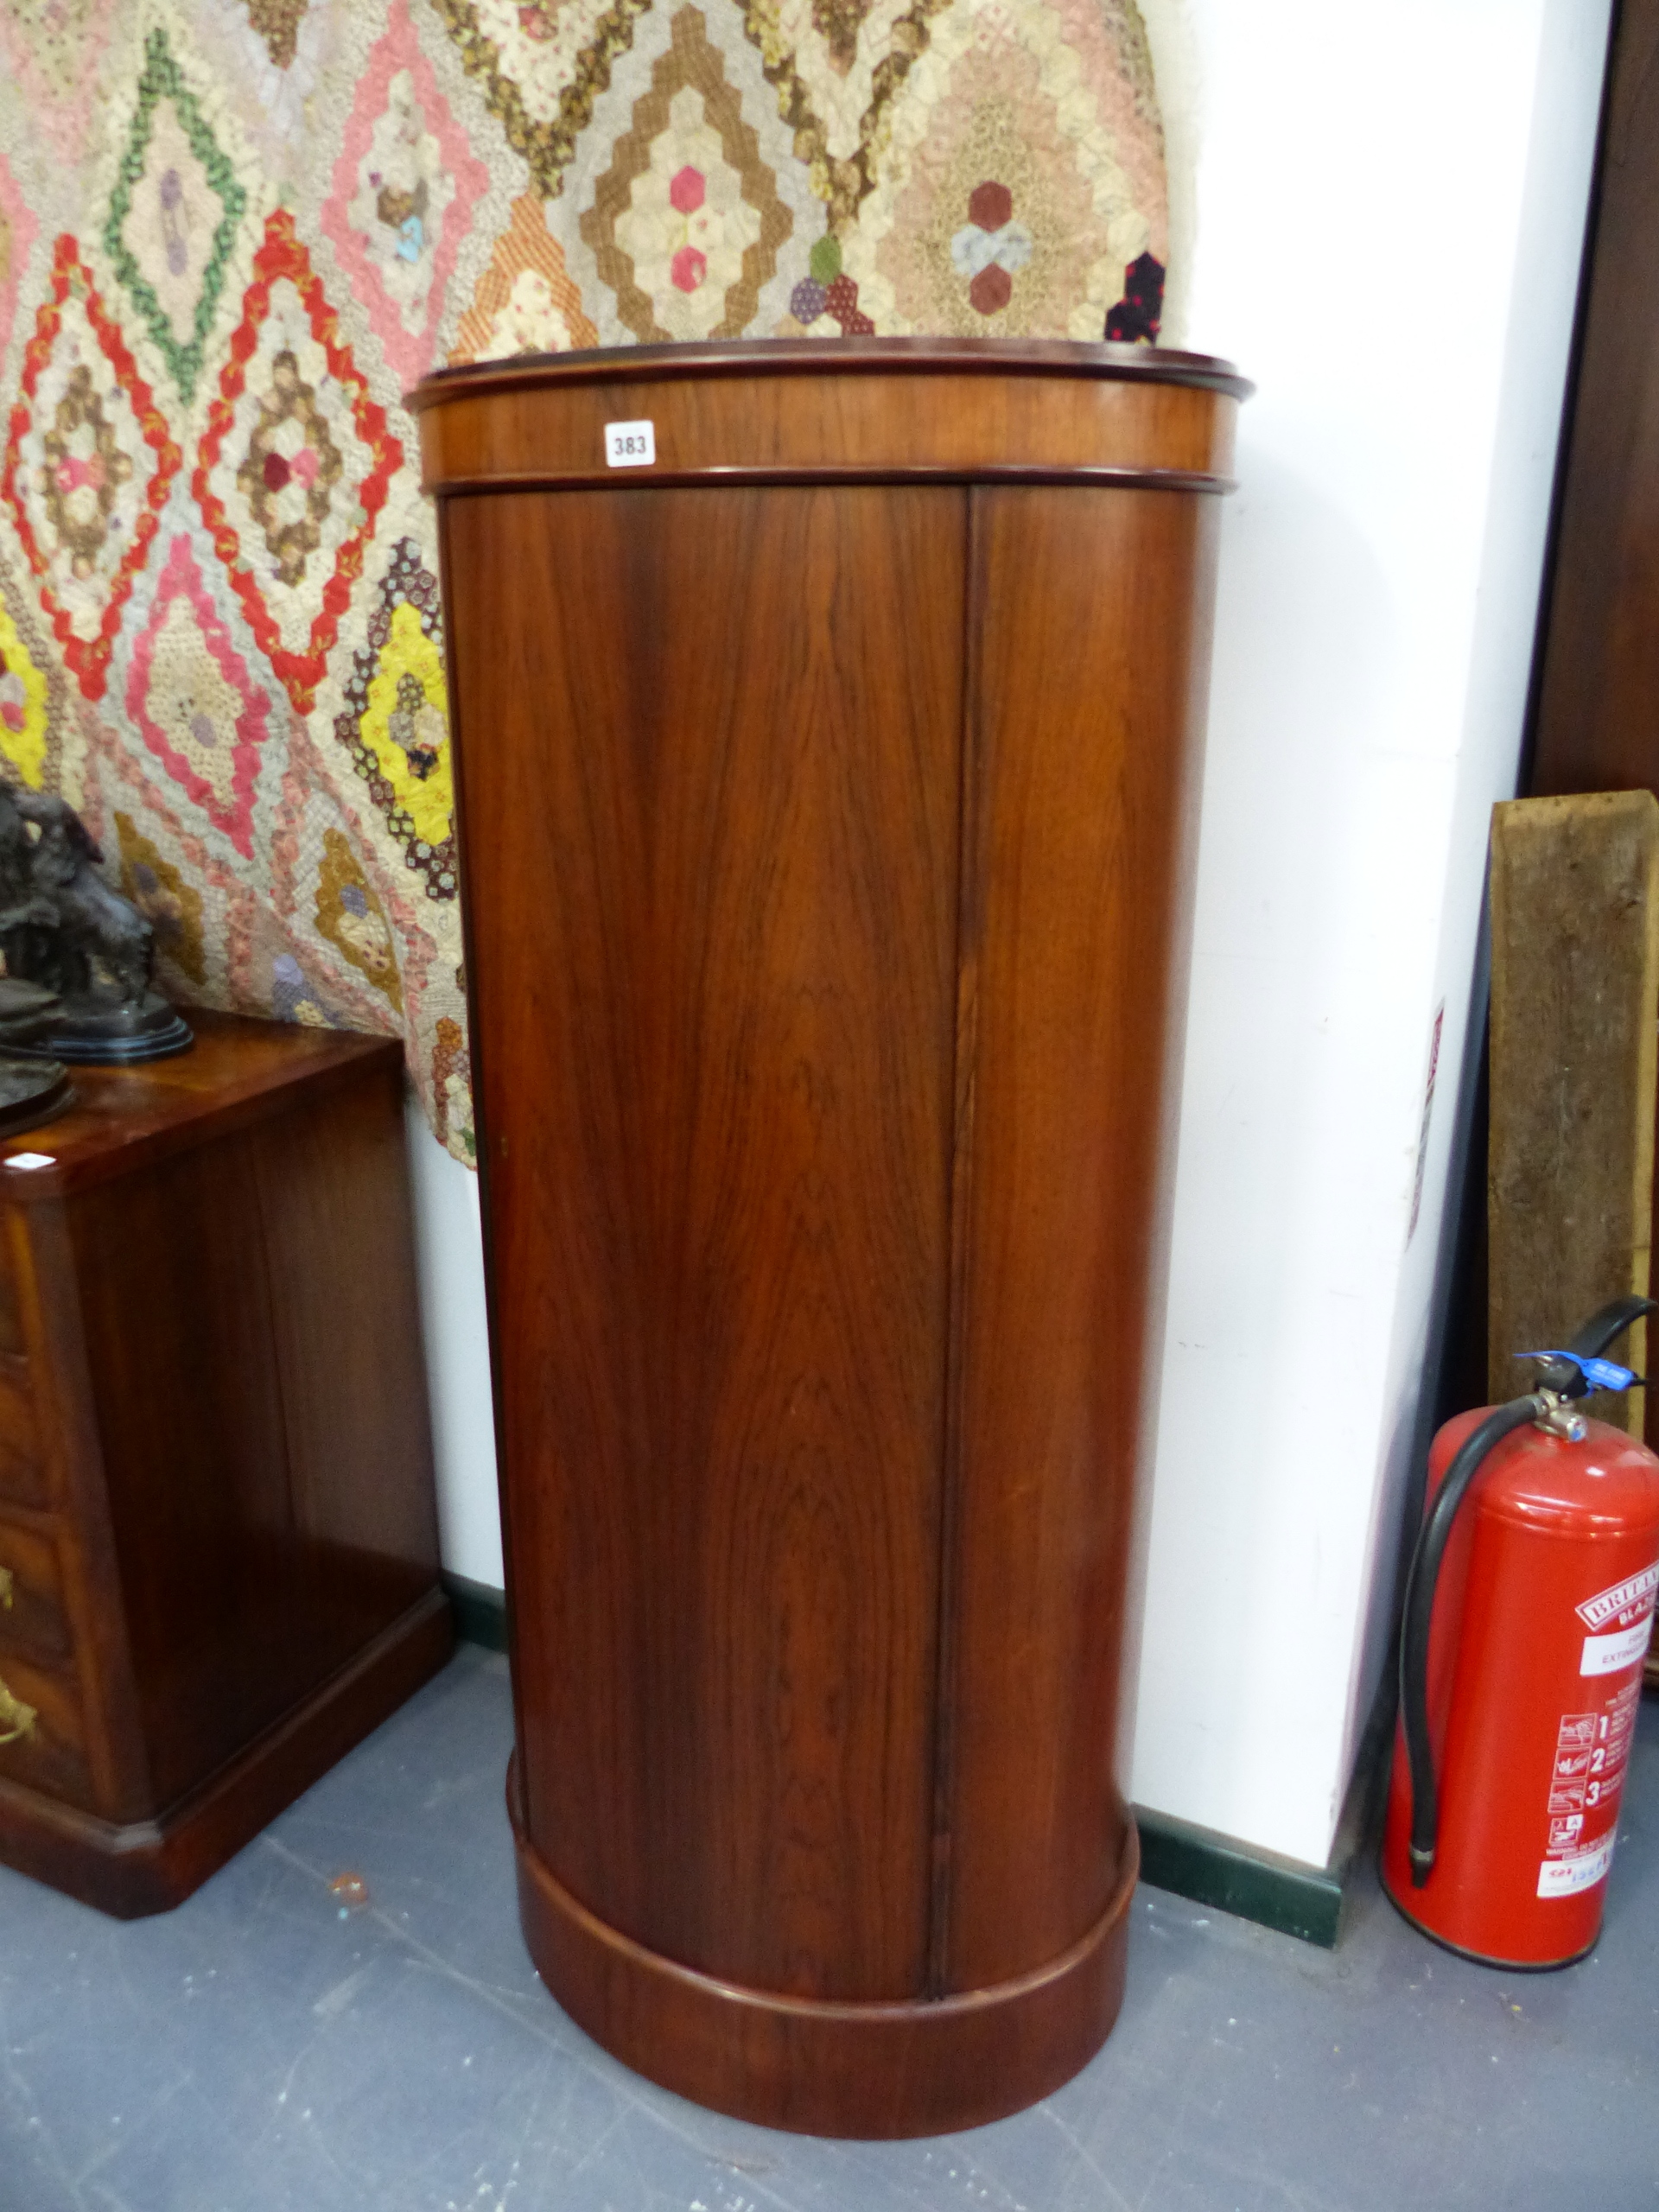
[0,779,190,1064]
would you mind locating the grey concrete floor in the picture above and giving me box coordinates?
[3,1644,1658,2212]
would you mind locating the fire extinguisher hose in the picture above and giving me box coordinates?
[1397,1393,1546,1887]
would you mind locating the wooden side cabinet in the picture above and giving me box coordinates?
[416,339,1244,2135]
[0,1011,452,1917]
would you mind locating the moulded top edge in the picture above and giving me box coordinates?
[408,336,1253,413]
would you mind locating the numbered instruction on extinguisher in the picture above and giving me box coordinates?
[1538,1561,1657,1899]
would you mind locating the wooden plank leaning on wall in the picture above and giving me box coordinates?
[1523,0,1659,1467]
[1488,791,1659,1434]
[1477,2,1659,1686]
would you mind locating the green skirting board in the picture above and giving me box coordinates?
[1134,1809,1345,1948]
[441,1573,1370,1949]
[440,1570,509,1655]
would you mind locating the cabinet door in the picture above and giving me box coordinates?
[445,483,964,2001]
[941,485,1217,1986]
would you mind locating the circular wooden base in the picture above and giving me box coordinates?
[510,1771,1138,2138]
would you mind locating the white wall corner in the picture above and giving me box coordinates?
[1128,0,1609,1868]
[1338,0,1617,1815]
[403,1091,504,1591]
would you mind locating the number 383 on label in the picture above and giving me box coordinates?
[605,420,656,467]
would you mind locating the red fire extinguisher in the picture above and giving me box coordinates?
[1381,1295,1659,1967]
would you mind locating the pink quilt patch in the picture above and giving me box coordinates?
[125,533,272,859]
[321,0,490,391]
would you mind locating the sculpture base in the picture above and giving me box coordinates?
[17,992,194,1065]
[510,1769,1137,2139]
[0,1056,70,1135]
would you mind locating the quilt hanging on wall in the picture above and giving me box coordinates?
[0,0,1167,1164]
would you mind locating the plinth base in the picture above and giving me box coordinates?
[0,1590,453,1918]
[27,991,194,1065]
[509,1768,1137,2138]
[0,1057,69,1135]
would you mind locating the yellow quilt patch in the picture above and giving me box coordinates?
[0,601,50,790]
[358,600,453,850]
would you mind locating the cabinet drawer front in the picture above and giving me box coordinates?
[0,1518,70,1667]
[0,1231,26,1359]
[0,1370,46,1509]
[0,1654,92,1811]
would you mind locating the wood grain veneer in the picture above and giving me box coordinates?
[417,336,1243,2136]
[0,1012,452,1916]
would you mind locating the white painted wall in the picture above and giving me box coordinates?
[404,1095,502,1590]
[402,0,1613,1874]
[1126,0,1613,1866]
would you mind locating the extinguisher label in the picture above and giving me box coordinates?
[1580,1618,1654,1675]
[1576,1562,1659,1631]
[1537,1836,1617,1898]
[1540,1680,1641,1898]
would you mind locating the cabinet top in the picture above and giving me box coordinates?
[410,337,1250,410]
[413,337,1248,497]
[0,1012,400,1202]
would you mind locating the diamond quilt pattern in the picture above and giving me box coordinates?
[0,0,1166,1165]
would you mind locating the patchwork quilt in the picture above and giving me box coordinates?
[0,0,1166,1162]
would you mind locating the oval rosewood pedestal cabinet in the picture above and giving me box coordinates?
[414,340,1245,2138]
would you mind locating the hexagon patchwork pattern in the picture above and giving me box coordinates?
[0,0,1166,1162]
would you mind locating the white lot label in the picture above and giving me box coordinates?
[1580,1618,1652,1675]
[605,419,656,467]
[1537,1835,1615,1898]
[4,1153,54,1170]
